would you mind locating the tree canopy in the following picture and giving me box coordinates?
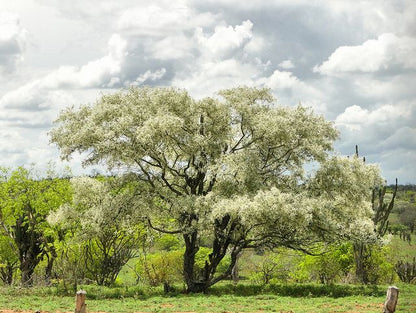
[50,86,383,292]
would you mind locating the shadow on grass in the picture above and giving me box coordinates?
[0,282,386,300]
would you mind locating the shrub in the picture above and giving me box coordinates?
[137,250,183,286]
[356,245,396,284]
[154,234,182,251]
[292,243,354,284]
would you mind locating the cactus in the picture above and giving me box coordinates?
[353,146,398,284]
[395,257,416,283]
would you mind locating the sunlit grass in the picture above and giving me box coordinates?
[0,284,414,312]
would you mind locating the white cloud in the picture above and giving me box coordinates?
[129,68,167,86]
[195,20,253,60]
[278,60,295,69]
[1,0,415,183]
[257,69,327,112]
[148,35,194,60]
[117,1,217,36]
[174,59,259,97]
[335,103,411,131]
[0,129,25,154]
[118,3,189,35]
[0,12,27,73]
[381,127,416,151]
[244,35,266,54]
[76,34,127,87]
[315,33,416,75]
[0,34,127,111]
[324,0,416,38]
[334,101,416,183]
[351,74,416,101]
[263,70,300,89]
[172,20,260,97]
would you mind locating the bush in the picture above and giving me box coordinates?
[137,247,231,288]
[137,250,183,286]
[207,282,384,298]
[246,250,296,285]
[52,240,87,293]
[357,245,396,284]
[154,234,182,251]
[292,243,354,284]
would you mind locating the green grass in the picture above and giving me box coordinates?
[0,284,415,312]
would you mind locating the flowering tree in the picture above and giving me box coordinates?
[50,86,382,292]
[49,176,145,286]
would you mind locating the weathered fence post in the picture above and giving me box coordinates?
[75,290,87,313]
[383,286,399,313]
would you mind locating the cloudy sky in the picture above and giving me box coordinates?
[0,0,415,183]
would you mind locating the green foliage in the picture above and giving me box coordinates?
[245,250,297,285]
[52,237,86,293]
[154,234,182,251]
[137,247,231,287]
[355,244,396,284]
[137,250,183,286]
[395,257,416,283]
[194,247,231,275]
[83,230,137,286]
[0,167,71,285]
[0,235,18,285]
[294,243,354,284]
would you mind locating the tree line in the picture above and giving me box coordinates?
[0,86,410,292]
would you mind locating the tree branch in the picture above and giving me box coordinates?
[146,217,182,234]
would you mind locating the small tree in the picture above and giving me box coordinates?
[49,177,146,286]
[51,86,383,292]
[0,167,71,286]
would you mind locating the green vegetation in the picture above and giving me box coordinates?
[0,86,415,311]
[0,283,415,312]
[0,167,71,286]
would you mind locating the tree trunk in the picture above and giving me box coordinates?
[353,243,369,284]
[45,246,57,284]
[15,214,43,286]
[231,251,242,285]
[0,262,15,285]
[19,246,41,286]
[20,264,35,286]
[182,214,243,293]
[183,231,201,293]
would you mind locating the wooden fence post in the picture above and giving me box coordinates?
[383,286,399,313]
[75,290,87,313]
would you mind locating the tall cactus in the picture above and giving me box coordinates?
[353,146,398,284]
[373,179,398,237]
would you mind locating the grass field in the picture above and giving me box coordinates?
[0,284,415,313]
